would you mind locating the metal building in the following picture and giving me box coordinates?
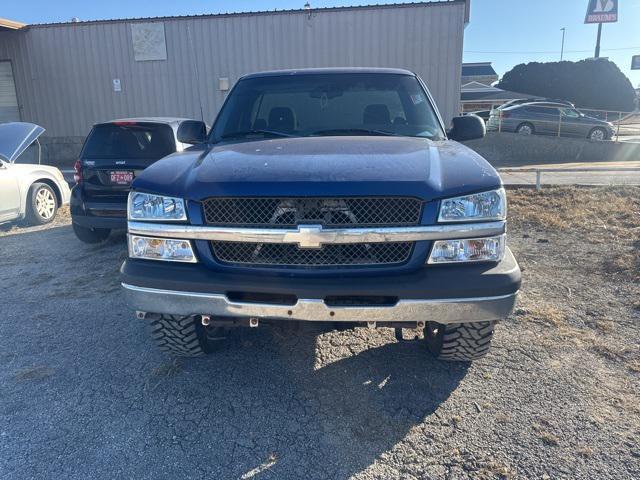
[0,1,469,162]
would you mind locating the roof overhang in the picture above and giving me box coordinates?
[461,81,501,92]
[0,17,27,31]
[24,1,467,28]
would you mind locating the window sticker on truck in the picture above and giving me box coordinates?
[410,93,425,104]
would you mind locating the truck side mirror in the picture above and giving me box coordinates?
[177,120,207,144]
[448,115,486,142]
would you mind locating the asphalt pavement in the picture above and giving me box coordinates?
[1,204,638,479]
[0,226,473,480]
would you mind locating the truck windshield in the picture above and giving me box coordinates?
[211,73,445,142]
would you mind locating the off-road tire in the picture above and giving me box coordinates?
[25,182,58,225]
[149,314,225,357]
[425,321,494,361]
[72,222,110,243]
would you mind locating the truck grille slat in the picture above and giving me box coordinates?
[203,197,422,268]
[202,197,422,228]
[211,242,413,267]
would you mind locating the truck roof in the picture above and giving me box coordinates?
[241,67,416,79]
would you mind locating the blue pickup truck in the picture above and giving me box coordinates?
[121,68,521,362]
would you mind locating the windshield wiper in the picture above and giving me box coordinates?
[310,128,398,137]
[220,129,296,139]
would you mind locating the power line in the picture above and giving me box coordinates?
[464,46,640,54]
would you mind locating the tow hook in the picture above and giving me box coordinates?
[249,317,259,328]
[200,315,211,326]
[394,321,426,342]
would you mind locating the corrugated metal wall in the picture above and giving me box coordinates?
[0,2,465,138]
[0,61,20,123]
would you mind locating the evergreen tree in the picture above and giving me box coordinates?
[497,59,635,111]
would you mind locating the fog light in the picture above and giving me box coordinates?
[128,235,197,263]
[427,234,505,264]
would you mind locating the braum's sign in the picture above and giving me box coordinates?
[585,0,618,24]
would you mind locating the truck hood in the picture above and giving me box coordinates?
[133,136,501,201]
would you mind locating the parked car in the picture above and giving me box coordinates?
[468,99,575,124]
[487,102,614,140]
[0,122,70,226]
[70,117,208,243]
[120,68,521,362]
[467,110,491,122]
[494,98,574,111]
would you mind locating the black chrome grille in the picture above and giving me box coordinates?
[202,197,423,228]
[211,242,413,267]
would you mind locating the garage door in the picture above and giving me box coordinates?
[0,61,19,123]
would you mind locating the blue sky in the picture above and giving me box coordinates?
[4,0,639,86]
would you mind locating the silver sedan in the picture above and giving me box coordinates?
[487,102,615,141]
[0,122,70,225]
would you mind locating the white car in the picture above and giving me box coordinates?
[0,122,71,225]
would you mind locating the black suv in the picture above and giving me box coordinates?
[71,118,206,243]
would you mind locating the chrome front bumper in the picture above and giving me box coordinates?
[121,282,517,324]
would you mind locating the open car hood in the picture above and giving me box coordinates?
[0,122,45,163]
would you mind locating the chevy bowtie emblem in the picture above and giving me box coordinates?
[285,225,328,249]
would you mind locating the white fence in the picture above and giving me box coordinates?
[498,167,640,190]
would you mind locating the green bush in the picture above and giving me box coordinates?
[497,59,636,112]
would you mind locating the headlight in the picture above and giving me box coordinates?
[438,188,506,222]
[128,192,187,221]
[128,235,197,263]
[427,234,505,264]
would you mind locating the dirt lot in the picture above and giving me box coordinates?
[0,187,638,479]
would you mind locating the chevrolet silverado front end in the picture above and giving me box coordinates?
[120,68,521,361]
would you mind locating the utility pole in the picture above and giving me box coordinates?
[594,22,602,58]
[560,28,566,61]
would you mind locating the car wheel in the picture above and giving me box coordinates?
[588,127,608,141]
[148,314,227,357]
[72,222,111,243]
[516,123,534,135]
[424,321,494,361]
[26,182,58,225]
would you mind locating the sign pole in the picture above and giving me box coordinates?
[594,22,602,58]
[584,0,617,55]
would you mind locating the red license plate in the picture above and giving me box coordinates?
[110,171,134,185]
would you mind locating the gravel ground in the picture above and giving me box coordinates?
[0,188,638,480]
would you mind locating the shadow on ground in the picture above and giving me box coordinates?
[138,326,469,479]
